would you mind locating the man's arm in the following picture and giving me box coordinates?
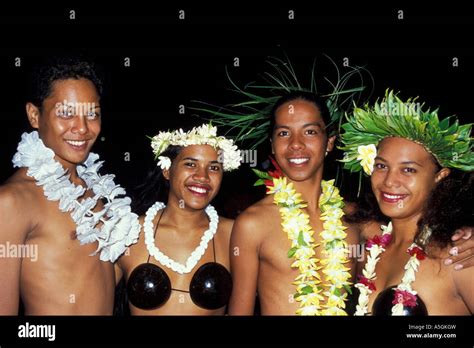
[0,187,31,314]
[228,210,261,315]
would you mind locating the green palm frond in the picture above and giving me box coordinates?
[190,54,372,149]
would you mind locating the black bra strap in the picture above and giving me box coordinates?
[212,237,216,263]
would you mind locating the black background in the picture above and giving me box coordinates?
[0,2,472,346]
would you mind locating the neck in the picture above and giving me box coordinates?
[287,169,324,213]
[55,156,81,184]
[390,213,422,246]
[164,195,210,230]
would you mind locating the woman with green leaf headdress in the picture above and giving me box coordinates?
[340,90,473,315]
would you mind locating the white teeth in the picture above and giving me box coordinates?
[188,186,208,194]
[289,158,309,164]
[383,193,405,199]
[66,140,86,146]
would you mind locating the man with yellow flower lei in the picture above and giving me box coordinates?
[228,91,359,315]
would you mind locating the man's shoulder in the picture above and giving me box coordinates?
[0,171,40,213]
[2,170,37,194]
[233,195,278,237]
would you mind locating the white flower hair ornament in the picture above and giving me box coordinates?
[150,123,241,172]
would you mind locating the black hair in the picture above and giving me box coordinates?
[131,145,183,216]
[28,56,103,108]
[416,170,473,251]
[269,91,333,138]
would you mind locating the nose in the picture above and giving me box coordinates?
[383,169,400,188]
[71,115,89,135]
[289,134,305,151]
[192,165,210,183]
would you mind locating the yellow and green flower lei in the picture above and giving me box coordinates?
[254,164,352,315]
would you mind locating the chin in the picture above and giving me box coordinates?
[182,195,212,210]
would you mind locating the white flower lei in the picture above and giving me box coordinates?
[143,202,219,274]
[150,123,241,171]
[12,131,140,262]
[355,222,426,316]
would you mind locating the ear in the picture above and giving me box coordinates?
[435,167,450,183]
[326,135,336,153]
[26,102,40,129]
[162,168,170,181]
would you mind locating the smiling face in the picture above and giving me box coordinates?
[26,78,101,169]
[163,144,223,210]
[271,98,335,182]
[371,137,450,221]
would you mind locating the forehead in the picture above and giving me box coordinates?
[274,99,324,127]
[178,144,219,160]
[47,78,99,101]
[377,137,434,163]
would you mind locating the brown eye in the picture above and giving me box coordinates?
[403,167,417,173]
[277,130,289,137]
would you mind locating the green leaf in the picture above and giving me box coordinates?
[287,247,298,258]
[252,168,272,180]
[298,231,308,246]
[301,286,313,295]
[343,284,353,295]
[253,178,266,186]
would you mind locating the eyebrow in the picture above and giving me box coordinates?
[182,157,221,164]
[274,122,323,129]
[375,156,423,167]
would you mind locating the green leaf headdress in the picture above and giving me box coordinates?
[339,89,474,175]
[190,54,372,149]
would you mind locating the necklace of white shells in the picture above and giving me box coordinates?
[143,202,219,274]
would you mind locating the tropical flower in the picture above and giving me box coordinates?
[357,144,377,175]
[151,123,241,171]
[157,156,172,171]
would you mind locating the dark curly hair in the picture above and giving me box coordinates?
[345,170,474,253]
[28,56,103,108]
[416,170,473,250]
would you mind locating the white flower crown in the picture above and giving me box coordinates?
[150,123,241,171]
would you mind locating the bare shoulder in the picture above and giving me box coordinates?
[232,195,276,242]
[0,174,38,240]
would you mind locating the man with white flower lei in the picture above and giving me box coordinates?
[0,57,140,315]
[116,123,240,315]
